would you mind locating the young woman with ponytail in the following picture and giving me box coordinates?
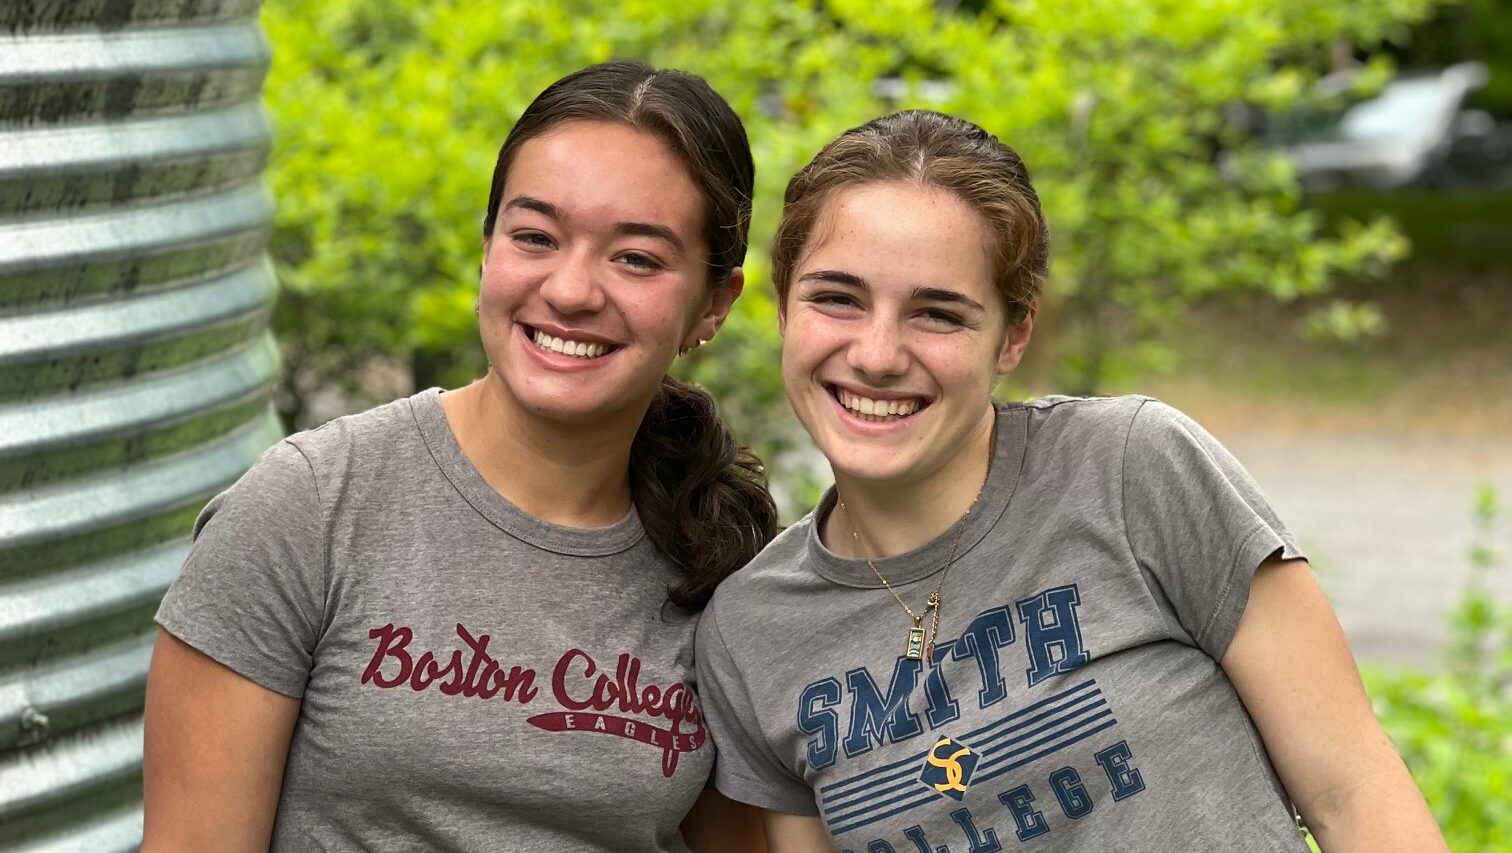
[143,61,776,852]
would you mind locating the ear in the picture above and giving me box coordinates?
[777,286,789,337]
[683,267,745,351]
[996,302,1037,375]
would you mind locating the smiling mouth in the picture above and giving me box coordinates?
[829,385,930,422]
[524,326,617,360]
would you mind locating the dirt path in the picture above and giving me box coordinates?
[1089,271,1512,671]
[1167,399,1512,670]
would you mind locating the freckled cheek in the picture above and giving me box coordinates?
[475,282,505,316]
[478,246,551,301]
[627,302,685,352]
[914,344,997,394]
[476,267,526,312]
[781,315,851,366]
[475,298,525,353]
[644,304,678,327]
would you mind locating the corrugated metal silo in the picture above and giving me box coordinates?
[0,1,282,849]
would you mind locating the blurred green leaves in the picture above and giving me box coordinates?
[1362,485,1511,851]
[261,0,1440,487]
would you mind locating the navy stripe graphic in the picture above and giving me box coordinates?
[820,685,1104,815]
[828,712,1118,836]
[818,679,1096,797]
[826,704,1111,832]
[819,678,1117,837]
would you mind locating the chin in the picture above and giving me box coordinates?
[823,445,921,489]
[534,388,644,423]
[521,397,603,422]
[492,370,618,423]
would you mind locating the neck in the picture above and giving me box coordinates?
[440,372,642,528]
[825,406,996,559]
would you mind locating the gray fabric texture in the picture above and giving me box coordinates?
[157,389,711,852]
[697,396,1309,852]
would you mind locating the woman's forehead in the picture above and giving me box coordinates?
[503,121,706,241]
[800,183,996,283]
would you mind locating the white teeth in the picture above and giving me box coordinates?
[836,389,922,420]
[532,329,608,359]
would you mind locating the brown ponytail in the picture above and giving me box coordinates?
[485,61,777,608]
[632,377,777,610]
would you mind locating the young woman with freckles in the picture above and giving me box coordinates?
[142,61,776,852]
[695,110,1446,853]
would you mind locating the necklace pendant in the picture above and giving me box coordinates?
[906,627,926,660]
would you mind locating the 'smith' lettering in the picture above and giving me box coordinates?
[798,585,1089,769]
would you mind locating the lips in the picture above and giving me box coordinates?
[828,384,930,422]
[521,324,620,360]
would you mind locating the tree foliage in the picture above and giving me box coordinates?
[261,0,1439,491]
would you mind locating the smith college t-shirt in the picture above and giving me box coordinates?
[156,389,712,851]
[697,396,1310,852]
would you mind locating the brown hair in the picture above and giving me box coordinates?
[772,110,1049,325]
[481,61,777,610]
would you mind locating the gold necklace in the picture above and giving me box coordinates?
[838,498,974,662]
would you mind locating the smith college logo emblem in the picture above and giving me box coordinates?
[919,736,979,801]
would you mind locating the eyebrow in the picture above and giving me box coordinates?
[912,286,985,313]
[502,195,560,219]
[502,195,685,254]
[798,269,985,312]
[798,269,867,288]
[614,222,685,254]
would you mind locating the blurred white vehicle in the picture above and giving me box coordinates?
[1267,62,1498,190]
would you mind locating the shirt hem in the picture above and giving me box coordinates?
[713,768,820,816]
[155,614,307,699]
[1200,523,1305,660]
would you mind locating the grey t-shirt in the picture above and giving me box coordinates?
[157,389,712,852]
[697,396,1309,852]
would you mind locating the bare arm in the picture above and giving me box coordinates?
[1221,557,1446,852]
[681,790,768,852]
[761,811,835,853]
[142,629,301,853]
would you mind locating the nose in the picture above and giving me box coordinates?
[846,314,909,379]
[538,249,607,315]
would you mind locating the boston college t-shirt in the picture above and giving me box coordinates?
[157,389,711,851]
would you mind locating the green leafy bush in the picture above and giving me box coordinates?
[261,0,1440,505]
[1362,485,1512,850]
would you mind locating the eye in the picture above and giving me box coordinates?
[615,251,665,273]
[807,291,859,308]
[919,308,966,328]
[511,231,555,250]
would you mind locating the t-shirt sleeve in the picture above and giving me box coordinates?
[695,604,819,816]
[155,439,327,698]
[1121,400,1305,661]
